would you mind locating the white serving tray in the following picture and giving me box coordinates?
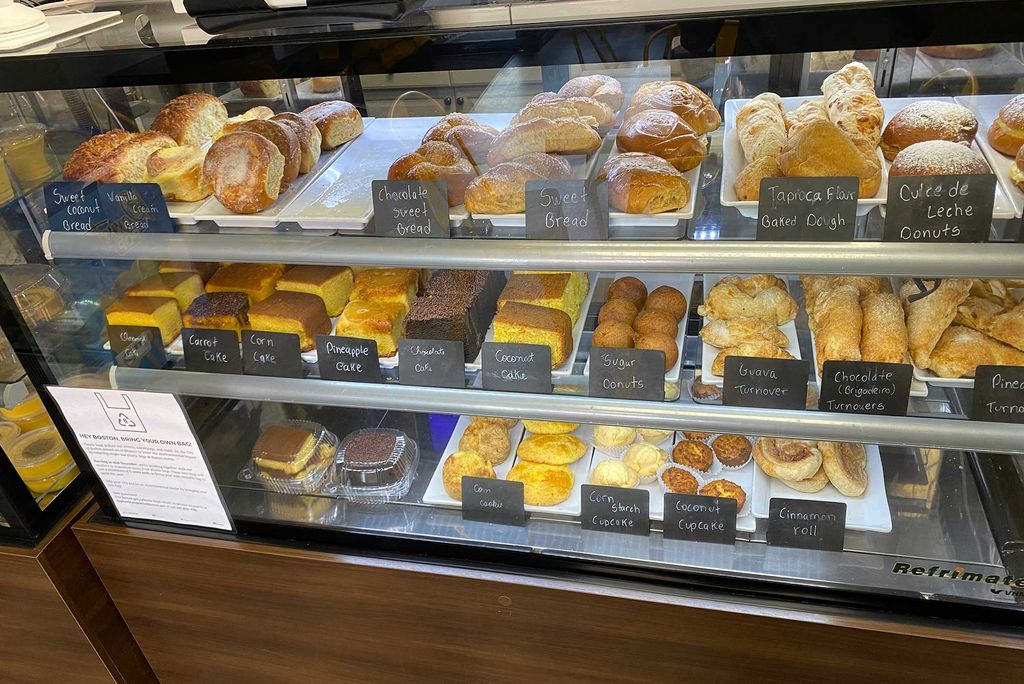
[955,93,1024,219]
[193,124,371,229]
[286,113,513,231]
[422,416,595,517]
[582,272,694,388]
[603,145,701,226]
[720,96,888,219]
[878,97,1014,220]
[700,274,802,387]
[750,443,892,533]
[467,271,598,379]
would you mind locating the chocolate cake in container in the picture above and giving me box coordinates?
[333,428,419,503]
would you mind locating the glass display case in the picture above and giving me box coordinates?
[1,0,1023,626]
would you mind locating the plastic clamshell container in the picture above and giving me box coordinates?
[0,393,52,434]
[240,420,338,495]
[333,428,419,504]
[0,420,20,448]
[23,461,79,496]
[2,264,68,327]
[7,426,75,493]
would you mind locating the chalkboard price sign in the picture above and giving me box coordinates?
[108,325,166,369]
[818,360,912,416]
[44,181,106,232]
[372,180,450,238]
[588,348,665,401]
[757,176,858,241]
[98,183,174,233]
[883,174,995,243]
[581,485,650,536]
[398,339,464,388]
[663,494,737,545]
[242,331,303,378]
[461,477,526,526]
[722,356,808,410]
[316,335,382,383]
[525,179,609,240]
[182,328,242,375]
[480,342,552,393]
[766,498,846,551]
[972,365,1024,424]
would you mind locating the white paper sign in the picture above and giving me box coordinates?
[47,387,232,531]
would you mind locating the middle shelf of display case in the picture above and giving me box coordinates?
[43,231,1024,277]
[108,367,1024,454]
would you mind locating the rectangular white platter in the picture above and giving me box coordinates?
[877,97,1014,220]
[720,96,888,219]
[604,145,702,227]
[955,94,1024,219]
[582,272,694,389]
[467,272,598,379]
[191,122,373,229]
[699,273,802,387]
[422,416,595,517]
[285,113,512,231]
[750,443,892,533]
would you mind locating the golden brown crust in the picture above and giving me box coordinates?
[387,141,476,207]
[699,317,788,349]
[645,286,687,321]
[597,152,690,214]
[699,279,798,326]
[753,437,822,481]
[236,119,301,188]
[516,433,587,465]
[733,155,783,201]
[421,113,498,167]
[150,93,227,146]
[953,296,1005,331]
[900,278,973,369]
[927,325,1024,377]
[458,421,511,465]
[710,434,752,467]
[442,451,495,500]
[300,100,363,149]
[634,308,678,338]
[557,74,624,112]
[203,132,285,214]
[985,302,1024,352]
[608,276,648,309]
[62,130,135,180]
[860,292,909,364]
[625,81,721,135]
[699,479,746,509]
[616,110,707,172]
[671,440,713,471]
[597,299,638,326]
[222,106,275,136]
[635,331,678,371]
[660,466,699,494]
[66,131,176,184]
[248,291,331,351]
[880,101,977,161]
[711,341,796,376]
[809,284,863,374]
[145,145,211,202]
[988,97,1024,157]
[506,461,573,506]
[514,92,616,132]
[818,441,867,497]
[463,153,573,214]
[492,302,573,367]
[272,112,321,174]
[486,116,602,166]
[591,321,635,348]
[779,119,881,198]
[521,420,578,435]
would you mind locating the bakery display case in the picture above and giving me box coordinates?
[1,0,1024,654]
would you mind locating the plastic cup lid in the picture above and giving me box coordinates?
[0,420,20,446]
[0,122,45,144]
[9,426,67,468]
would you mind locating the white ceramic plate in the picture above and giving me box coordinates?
[750,443,892,533]
[700,273,802,387]
[582,272,694,388]
[468,272,598,379]
[720,96,888,219]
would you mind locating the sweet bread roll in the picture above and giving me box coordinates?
[615,110,707,172]
[987,94,1024,156]
[927,325,1024,378]
[625,81,721,135]
[64,131,175,184]
[512,92,616,132]
[899,278,973,368]
[880,101,977,161]
[239,80,282,98]
[889,140,989,176]
[753,438,822,482]
[272,112,322,173]
[699,317,788,349]
[312,76,341,93]
[62,130,134,180]
[236,119,301,188]
[221,106,274,136]
[711,341,796,376]
[463,153,572,214]
[486,116,601,165]
[860,292,909,365]
[300,100,363,149]
[821,62,883,155]
[203,132,285,214]
[779,120,881,198]
[422,113,498,167]
[388,141,476,207]
[818,441,867,497]
[597,152,690,214]
[145,145,211,202]
[150,93,228,147]
[557,74,624,112]
[783,98,829,138]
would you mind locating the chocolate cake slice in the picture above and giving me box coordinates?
[405,270,505,361]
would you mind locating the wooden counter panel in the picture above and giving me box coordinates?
[75,520,1023,683]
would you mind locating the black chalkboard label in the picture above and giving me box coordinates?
[756,176,858,241]
[98,183,174,233]
[663,494,737,544]
[398,339,464,388]
[581,485,650,536]
[182,328,242,374]
[372,180,450,238]
[242,331,303,378]
[589,348,666,401]
[819,360,912,416]
[44,181,106,232]
[481,342,551,394]
[723,356,808,409]
[461,477,526,526]
[525,179,609,240]
[883,174,995,243]
[108,325,166,369]
[316,335,381,383]
[766,498,846,551]
[972,365,1024,424]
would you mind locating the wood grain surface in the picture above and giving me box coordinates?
[0,499,156,684]
[75,514,1024,683]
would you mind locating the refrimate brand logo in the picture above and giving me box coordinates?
[892,562,1024,597]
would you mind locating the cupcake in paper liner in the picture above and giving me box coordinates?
[678,430,715,443]
[622,442,668,484]
[591,425,637,457]
[698,476,749,517]
[709,434,753,470]
[588,458,640,488]
[670,438,717,475]
[656,462,706,496]
[636,427,673,448]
